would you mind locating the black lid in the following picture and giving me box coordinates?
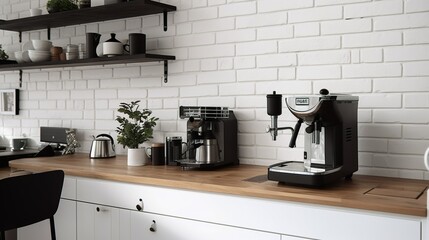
[106,33,120,42]
[267,91,282,116]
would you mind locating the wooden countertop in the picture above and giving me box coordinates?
[0,167,11,179]
[9,153,429,217]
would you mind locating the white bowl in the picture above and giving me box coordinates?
[28,50,50,62]
[14,51,24,63]
[22,51,31,62]
[23,41,34,51]
[31,40,52,51]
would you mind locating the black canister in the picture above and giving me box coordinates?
[166,136,185,166]
[125,33,146,55]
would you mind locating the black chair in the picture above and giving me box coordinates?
[0,170,64,240]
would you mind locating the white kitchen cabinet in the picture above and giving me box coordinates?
[130,211,280,240]
[18,198,77,240]
[76,201,130,240]
[18,176,77,240]
[75,177,424,240]
[18,175,425,240]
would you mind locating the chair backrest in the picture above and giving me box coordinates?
[0,170,64,232]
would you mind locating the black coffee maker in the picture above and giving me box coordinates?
[266,89,359,186]
[178,106,238,169]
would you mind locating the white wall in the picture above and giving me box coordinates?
[0,0,429,180]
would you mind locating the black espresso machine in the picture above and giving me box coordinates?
[266,89,359,186]
[178,106,238,169]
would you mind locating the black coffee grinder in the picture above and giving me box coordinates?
[266,89,359,186]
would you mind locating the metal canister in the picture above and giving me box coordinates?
[165,136,185,165]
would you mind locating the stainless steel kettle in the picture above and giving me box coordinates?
[195,139,220,164]
[89,134,116,159]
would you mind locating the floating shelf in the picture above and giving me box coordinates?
[0,0,176,32]
[0,0,177,83]
[0,54,175,83]
[0,54,175,71]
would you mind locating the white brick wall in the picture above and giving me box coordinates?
[1,0,429,180]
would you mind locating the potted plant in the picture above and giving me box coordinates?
[0,45,9,61]
[116,100,158,166]
[46,0,78,13]
[0,44,15,64]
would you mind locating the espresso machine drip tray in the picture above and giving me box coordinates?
[270,161,341,175]
[177,159,228,170]
[268,161,343,186]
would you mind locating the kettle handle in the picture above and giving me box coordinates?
[96,134,115,145]
[424,147,429,171]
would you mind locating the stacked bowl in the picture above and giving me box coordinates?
[28,40,52,62]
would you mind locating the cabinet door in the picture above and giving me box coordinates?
[130,211,280,240]
[18,198,77,240]
[76,202,130,240]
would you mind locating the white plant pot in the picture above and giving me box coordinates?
[127,148,147,166]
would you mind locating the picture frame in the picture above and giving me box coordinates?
[0,89,19,115]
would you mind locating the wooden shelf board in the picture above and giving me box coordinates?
[0,0,176,32]
[0,53,175,71]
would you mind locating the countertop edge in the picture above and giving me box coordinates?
[8,155,429,218]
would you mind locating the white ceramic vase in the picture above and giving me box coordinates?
[127,148,146,166]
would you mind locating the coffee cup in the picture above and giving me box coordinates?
[145,143,165,165]
[124,33,146,55]
[11,138,27,151]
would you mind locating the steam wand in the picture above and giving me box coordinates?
[266,91,301,148]
[266,125,294,141]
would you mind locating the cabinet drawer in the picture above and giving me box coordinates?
[76,177,422,240]
[76,178,145,211]
[62,176,76,199]
[130,211,280,240]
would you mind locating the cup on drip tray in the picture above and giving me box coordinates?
[66,44,78,60]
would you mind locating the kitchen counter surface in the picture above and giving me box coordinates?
[9,153,429,217]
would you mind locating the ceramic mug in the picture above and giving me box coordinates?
[424,147,429,170]
[11,138,27,151]
[124,33,146,55]
[145,143,165,165]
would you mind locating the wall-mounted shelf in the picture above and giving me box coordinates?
[0,54,174,71]
[0,54,175,82]
[0,0,176,34]
[0,0,177,84]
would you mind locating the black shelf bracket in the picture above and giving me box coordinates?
[164,60,168,83]
[19,70,22,88]
[18,31,22,43]
[163,11,167,31]
[47,27,51,40]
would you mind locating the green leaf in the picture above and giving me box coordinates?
[115,100,158,149]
